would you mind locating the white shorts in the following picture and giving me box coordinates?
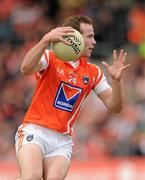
[15,123,73,161]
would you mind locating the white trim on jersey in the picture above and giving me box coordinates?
[96,66,102,81]
[94,74,111,94]
[63,92,87,135]
[67,60,80,69]
[40,50,50,70]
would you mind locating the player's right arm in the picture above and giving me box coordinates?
[20,27,75,75]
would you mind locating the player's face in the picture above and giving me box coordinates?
[80,23,96,58]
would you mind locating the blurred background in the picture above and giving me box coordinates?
[0,0,145,179]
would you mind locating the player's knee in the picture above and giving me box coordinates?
[18,172,42,180]
[46,174,65,180]
[17,177,41,180]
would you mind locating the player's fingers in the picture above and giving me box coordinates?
[63,29,75,34]
[54,27,75,36]
[113,50,117,62]
[101,61,109,69]
[62,32,76,37]
[59,37,70,45]
[66,33,76,37]
[119,49,127,62]
[121,52,127,63]
[61,27,75,33]
[118,49,125,62]
[122,64,131,71]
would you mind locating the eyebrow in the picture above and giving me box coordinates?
[87,33,94,37]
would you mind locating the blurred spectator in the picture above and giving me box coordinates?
[127,0,145,45]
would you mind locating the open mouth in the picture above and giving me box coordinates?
[89,48,93,52]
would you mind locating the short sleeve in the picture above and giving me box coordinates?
[40,50,50,70]
[35,50,50,81]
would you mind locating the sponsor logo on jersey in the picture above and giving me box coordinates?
[54,82,82,112]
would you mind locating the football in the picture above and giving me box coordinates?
[51,29,84,61]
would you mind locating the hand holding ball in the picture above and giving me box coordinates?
[52,29,84,61]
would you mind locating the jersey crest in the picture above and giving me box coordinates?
[54,82,82,112]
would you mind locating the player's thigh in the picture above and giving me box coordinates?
[17,144,43,179]
[43,156,70,180]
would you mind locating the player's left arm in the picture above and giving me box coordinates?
[97,80,124,113]
[96,49,130,113]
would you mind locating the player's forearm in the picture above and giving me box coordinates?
[109,79,124,113]
[20,38,49,75]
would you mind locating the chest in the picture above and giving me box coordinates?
[49,62,94,90]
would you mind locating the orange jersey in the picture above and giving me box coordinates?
[23,50,110,135]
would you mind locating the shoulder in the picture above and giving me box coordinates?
[44,49,55,61]
[43,49,62,67]
[86,60,103,77]
[87,61,100,69]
